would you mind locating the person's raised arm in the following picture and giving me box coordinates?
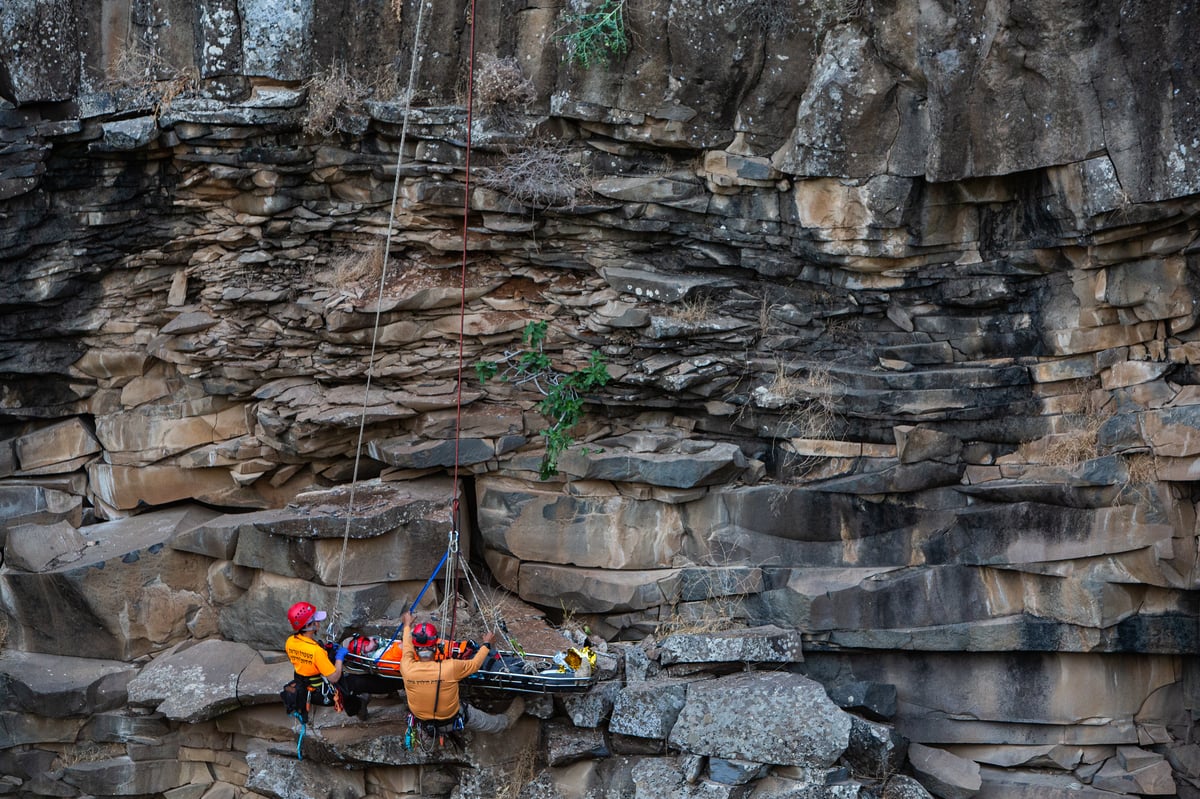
[401,611,415,658]
[460,630,496,676]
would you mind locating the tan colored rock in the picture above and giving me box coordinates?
[14,418,101,474]
[1,505,221,658]
[70,349,151,380]
[894,425,963,464]
[518,563,681,613]
[1044,321,1158,356]
[1100,257,1193,321]
[88,463,266,512]
[1101,360,1171,389]
[0,484,83,527]
[367,766,423,795]
[907,744,981,799]
[1141,406,1200,457]
[96,403,250,465]
[830,651,1176,745]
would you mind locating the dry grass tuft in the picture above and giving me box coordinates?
[1115,451,1159,507]
[769,360,840,440]
[102,44,199,117]
[480,140,591,210]
[655,566,760,636]
[475,54,536,115]
[1042,428,1102,467]
[456,585,510,642]
[333,241,388,295]
[668,295,714,323]
[496,749,545,799]
[738,358,843,482]
[54,742,126,769]
[757,295,779,337]
[303,62,370,137]
[303,63,404,137]
[1040,382,1112,468]
[0,615,7,652]
[656,598,747,637]
[1124,452,1158,484]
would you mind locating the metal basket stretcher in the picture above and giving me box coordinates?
[342,642,597,695]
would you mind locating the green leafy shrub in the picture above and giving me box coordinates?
[476,321,611,479]
[560,0,629,68]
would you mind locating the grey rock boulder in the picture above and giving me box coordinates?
[882,775,935,799]
[907,743,981,799]
[245,748,366,798]
[843,716,908,781]
[658,626,803,666]
[4,520,86,571]
[610,678,691,740]
[127,639,263,722]
[563,680,622,729]
[546,721,609,766]
[668,671,851,767]
[0,651,136,717]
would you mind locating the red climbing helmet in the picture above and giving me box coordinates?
[347,635,376,656]
[412,621,439,646]
[287,602,325,631]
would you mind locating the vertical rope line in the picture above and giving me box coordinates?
[447,0,480,645]
[330,0,432,621]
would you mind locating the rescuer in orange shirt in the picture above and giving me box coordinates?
[396,609,522,733]
[284,601,376,718]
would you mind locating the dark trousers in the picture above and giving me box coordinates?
[298,673,392,717]
[342,672,401,696]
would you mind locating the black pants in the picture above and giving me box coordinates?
[299,674,391,717]
[342,672,401,696]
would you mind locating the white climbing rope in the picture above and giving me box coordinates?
[329,0,434,628]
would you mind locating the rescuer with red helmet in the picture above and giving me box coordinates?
[284,601,372,719]
[397,610,523,734]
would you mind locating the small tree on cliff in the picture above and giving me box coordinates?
[558,0,629,68]
[475,321,611,480]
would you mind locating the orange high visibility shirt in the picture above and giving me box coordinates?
[399,624,490,721]
[286,633,335,679]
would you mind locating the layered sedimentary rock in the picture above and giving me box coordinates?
[2,0,1200,797]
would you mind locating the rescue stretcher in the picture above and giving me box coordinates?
[340,637,598,695]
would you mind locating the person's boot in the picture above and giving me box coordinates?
[503,697,525,728]
[355,694,371,720]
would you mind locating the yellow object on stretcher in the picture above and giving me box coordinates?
[552,647,596,677]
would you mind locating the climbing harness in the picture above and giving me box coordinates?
[404,710,466,752]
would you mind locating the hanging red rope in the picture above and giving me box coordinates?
[448,0,481,644]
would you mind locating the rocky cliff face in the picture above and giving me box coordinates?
[2,1,1200,798]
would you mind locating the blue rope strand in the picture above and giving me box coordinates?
[291,712,306,760]
[375,549,449,658]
